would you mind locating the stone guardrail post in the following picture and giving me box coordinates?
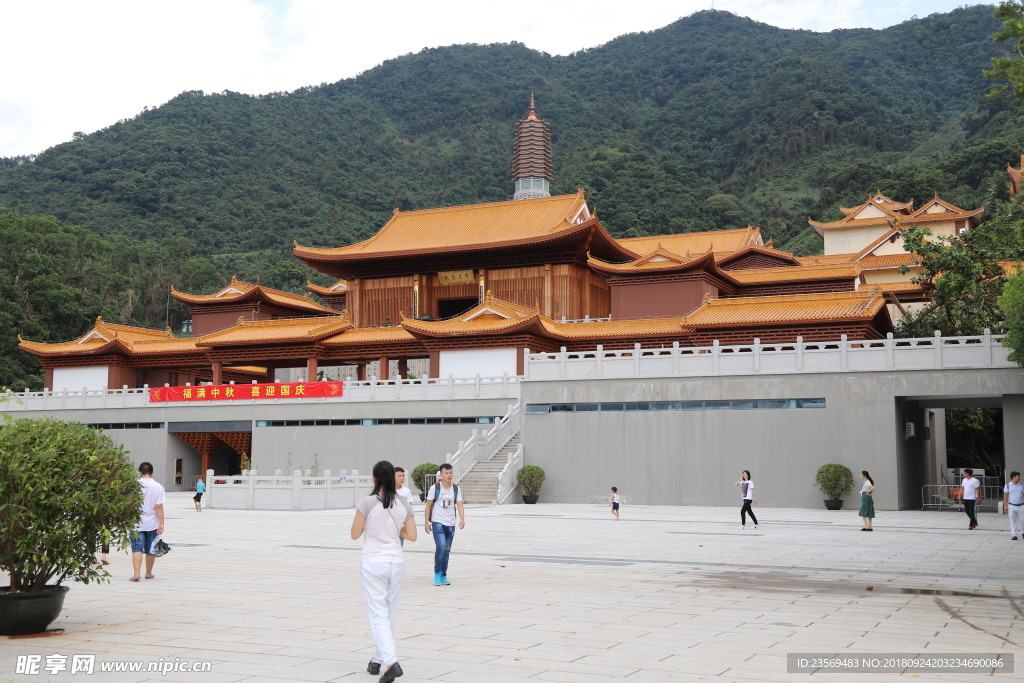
[934,330,943,368]
[205,469,215,508]
[292,470,302,510]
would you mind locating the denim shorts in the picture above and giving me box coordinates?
[130,529,158,554]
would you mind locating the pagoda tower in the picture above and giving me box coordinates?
[512,94,553,200]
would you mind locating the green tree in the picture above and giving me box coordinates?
[999,273,1024,364]
[985,2,1024,99]
[895,205,1024,337]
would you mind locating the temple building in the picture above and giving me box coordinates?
[18,100,990,391]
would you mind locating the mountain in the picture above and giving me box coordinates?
[3,6,1024,389]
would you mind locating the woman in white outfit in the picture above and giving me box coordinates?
[351,460,417,682]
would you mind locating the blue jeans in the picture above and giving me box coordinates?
[431,522,455,575]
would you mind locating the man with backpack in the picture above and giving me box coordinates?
[423,463,465,586]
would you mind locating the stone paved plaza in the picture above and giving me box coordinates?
[2,492,1022,682]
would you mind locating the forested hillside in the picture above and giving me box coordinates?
[3,6,1024,388]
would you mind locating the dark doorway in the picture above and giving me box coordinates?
[438,297,478,319]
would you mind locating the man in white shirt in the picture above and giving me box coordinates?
[423,463,465,586]
[395,467,414,504]
[1003,471,1024,541]
[130,462,166,581]
[961,468,983,530]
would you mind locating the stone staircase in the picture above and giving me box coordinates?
[459,435,521,504]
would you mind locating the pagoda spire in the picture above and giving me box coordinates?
[512,95,552,200]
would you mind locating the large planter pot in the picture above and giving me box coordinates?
[823,499,844,510]
[522,494,540,504]
[0,586,70,635]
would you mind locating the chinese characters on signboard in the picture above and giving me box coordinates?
[149,381,343,403]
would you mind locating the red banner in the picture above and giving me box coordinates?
[149,381,343,403]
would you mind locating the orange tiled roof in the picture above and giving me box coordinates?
[684,291,885,326]
[812,193,983,234]
[294,193,609,260]
[793,254,857,266]
[872,281,927,294]
[716,244,802,267]
[322,327,416,345]
[401,296,542,337]
[540,317,689,339]
[172,277,335,315]
[18,317,197,357]
[999,261,1024,276]
[726,263,861,284]
[306,279,348,296]
[857,253,920,270]
[587,248,713,274]
[196,316,351,346]
[617,227,762,256]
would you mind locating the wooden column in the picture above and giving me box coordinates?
[201,453,211,477]
[357,363,367,381]
[307,357,318,382]
[212,360,223,385]
[428,350,440,379]
[543,264,552,317]
[397,358,408,379]
[379,356,390,380]
[349,278,361,327]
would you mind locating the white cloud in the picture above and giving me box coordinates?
[0,0,979,157]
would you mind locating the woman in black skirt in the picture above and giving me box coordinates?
[859,471,875,531]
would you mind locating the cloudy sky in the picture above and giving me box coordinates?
[1,0,984,158]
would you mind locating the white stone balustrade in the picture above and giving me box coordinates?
[204,468,374,510]
[523,330,1014,381]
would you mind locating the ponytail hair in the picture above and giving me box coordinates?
[861,470,874,485]
[372,460,397,508]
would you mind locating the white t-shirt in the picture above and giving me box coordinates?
[135,477,166,531]
[1003,481,1024,505]
[740,481,754,500]
[355,495,414,563]
[962,477,982,501]
[611,493,620,504]
[396,486,414,504]
[429,482,462,526]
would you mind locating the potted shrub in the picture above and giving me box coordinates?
[815,463,854,510]
[516,465,546,504]
[0,417,141,635]
[411,462,439,502]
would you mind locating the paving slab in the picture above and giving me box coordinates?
[1,494,1022,681]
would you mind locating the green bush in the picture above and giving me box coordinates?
[516,465,546,496]
[411,463,439,494]
[814,463,854,500]
[0,417,142,592]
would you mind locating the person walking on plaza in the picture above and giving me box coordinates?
[735,471,758,529]
[962,468,983,529]
[423,463,464,586]
[351,460,416,683]
[859,471,875,531]
[394,467,414,505]
[130,462,165,581]
[609,486,621,520]
[193,475,206,512]
[1003,471,1024,541]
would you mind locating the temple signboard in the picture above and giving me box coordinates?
[437,269,475,286]
[150,380,343,403]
